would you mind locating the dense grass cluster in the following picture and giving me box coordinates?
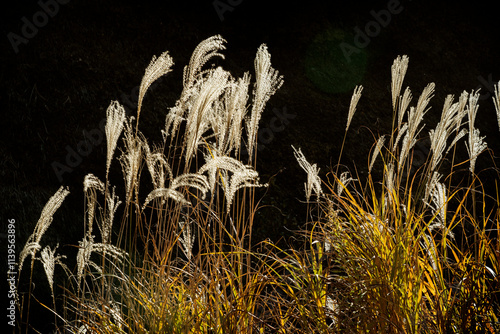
[16,36,500,333]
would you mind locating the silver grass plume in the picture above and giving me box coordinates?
[142,188,191,208]
[391,55,409,112]
[336,171,355,197]
[19,186,69,275]
[424,171,442,205]
[178,218,195,261]
[369,135,386,173]
[119,118,143,202]
[144,140,172,190]
[346,85,363,131]
[392,123,408,152]
[398,83,434,173]
[83,174,104,238]
[137,51,174,123]
[226,74,250,155]
[445,91,469,155]
[105,101,126,178]
[224,166,267,213]
[385,162,395,204]
[494,81,500,131]
[211,73,250,155]
[76,235,127,285]
[428,94,466,172]
[171,173,209,197]
[164,36,226,140]
[292,145,323,202]
[465,90,487,174]
[163,101,187,141]
[246,44,284,158]
[142,173,209,209]
[397,86,412,130]
[40,244,68,299]
[422,234,438,272]
[426,182,451,237]
[183,35,226,89]
[199,152,252,192]
[185,67,229,161]
[198,154,266,212]
[100,187,121,244]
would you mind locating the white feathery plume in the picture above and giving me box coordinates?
[224,165,267,213]
[397,86,412,130]
[424,171,442,205]
[445,91,469,155]
[422,234,438,272]
[119,118,143,202]
[171,173,209,196]
[336,171,355,197]
[392,123,408,152]
[246,44,284,158]
[399,83,434,172]
[493,81,500,131]
[212,74,250,155]
[76,236,95,284]
[428,94,465,172]
[385,162,395,205]
[426,182,451,237]
[346,85,363,131]
[163,102,187,141]
[178,218,195,261]
[466,128,487,174]
[185,67,229,161]
[105,101,126,177]
[164,36,227,141]
[199,153,250,192]
[144,141,172,190]
[83,174,104,238]
[391,55,409,112]
[19,186,70,275]
[455,91,469,132]
[142,188,191,209]
[40,244,68,299]
[465,90,487,174]
[445,128,468,155]
[76,235,127,285]
[183,35,226,89]
[292,146,323,202]
[137,51,174,121]
[83,173,105,194]
[369,135,386,173]
[142,173,209,209]
[198,153,265,212]
[200,148,223,193]
[100,187,121,245]
[226,74,250,155]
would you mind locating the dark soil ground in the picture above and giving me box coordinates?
[1,0,500,332]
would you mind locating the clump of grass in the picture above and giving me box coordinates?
[17,35,280,333]
[17,38,500,334]
[284,56,500,333]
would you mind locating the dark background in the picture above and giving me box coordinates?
[1,0,499,332]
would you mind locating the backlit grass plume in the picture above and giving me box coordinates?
[136,51,174,128]
[19,186,69,275]
[104,101,126,178]
[246,44,284,158]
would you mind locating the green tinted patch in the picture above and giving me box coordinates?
[305,28,367,94]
